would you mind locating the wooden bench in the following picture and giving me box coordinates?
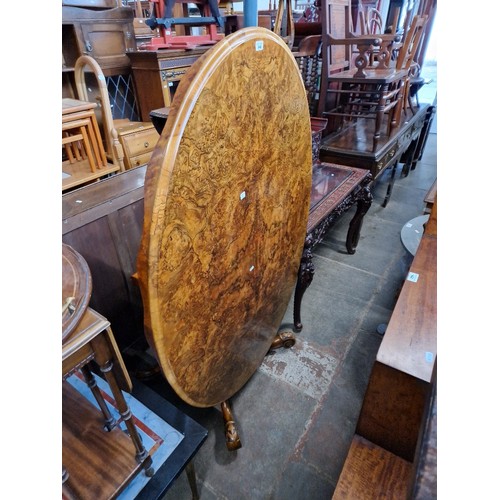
[333,199,437,499]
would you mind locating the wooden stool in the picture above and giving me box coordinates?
[62,118,96,172]
[62,307,154,498]
[62,243,153,497]
[62,99,108,171]
[62,109,107,169]
[62,130,84,164]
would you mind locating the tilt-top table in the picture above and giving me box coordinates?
[136,27,313,450]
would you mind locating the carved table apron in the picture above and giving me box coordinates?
[293,162,372,331]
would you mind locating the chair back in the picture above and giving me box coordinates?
[358,7,383,35]
[294,35,322,115]
[395,14,428,71]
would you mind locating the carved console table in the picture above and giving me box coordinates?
[294,162,372,331]
[320,104,435,207]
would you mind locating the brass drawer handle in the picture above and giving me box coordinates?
[144,141,149,148]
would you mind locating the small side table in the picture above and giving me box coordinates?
[400,214,429,257]
[293,162,372,331]
[62,307,154,499]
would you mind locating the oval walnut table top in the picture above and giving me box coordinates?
[62,243,92,343]
[136,27,312,408]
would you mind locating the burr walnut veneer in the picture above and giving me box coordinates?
[136,27,313,445]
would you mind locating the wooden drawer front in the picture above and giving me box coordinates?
[161,67,189,83]
[121,128,159,157]
[127,151,153,169]
[375,144,398,177]
[80,22,135,70]
[158,55,201,70]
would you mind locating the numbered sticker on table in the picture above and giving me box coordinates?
[255,40,264,51]
[407,272,419,283]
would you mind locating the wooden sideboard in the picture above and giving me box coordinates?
[333,200,437,498]
[128,49,209,121]
[320,104,435,206]
[62,166,147,354]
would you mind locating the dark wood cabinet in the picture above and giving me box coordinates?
[128,49,208,121]
[62,6,142,121]
[62,6,137,76]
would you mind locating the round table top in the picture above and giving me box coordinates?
[401,214,429,256]
[62,243,92,342]
[136,27,312,407]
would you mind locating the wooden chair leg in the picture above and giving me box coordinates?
[79,125,97,173]
[62,132,84,162]
[90,114,108,167]
[85,121,104,168]
[64,142,76,163]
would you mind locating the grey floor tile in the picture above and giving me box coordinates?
[272,459,335,500]
[185,369,318,500]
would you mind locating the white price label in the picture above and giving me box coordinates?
[407,272,419,282]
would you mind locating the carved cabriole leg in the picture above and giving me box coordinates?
[91,332,155,477]
[221,400,242,451]
[346,183,373,255]
[80,364,116,431]
[293,236,315,332]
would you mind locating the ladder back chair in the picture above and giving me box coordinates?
[294,34,322,116]
[318,13,428,150]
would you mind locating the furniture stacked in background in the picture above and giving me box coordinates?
[62,98,123,191]
[318,3,428,149]
[320,102,435,207]
[332,198,437,499]
[74,54,160,173]
[62,3,147,191]
[312,1,436,205]
[293,34,322,116]
[62,3,138,105]
[62,3,214,189]
[128,48,209,121]
[123,0,162,47]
